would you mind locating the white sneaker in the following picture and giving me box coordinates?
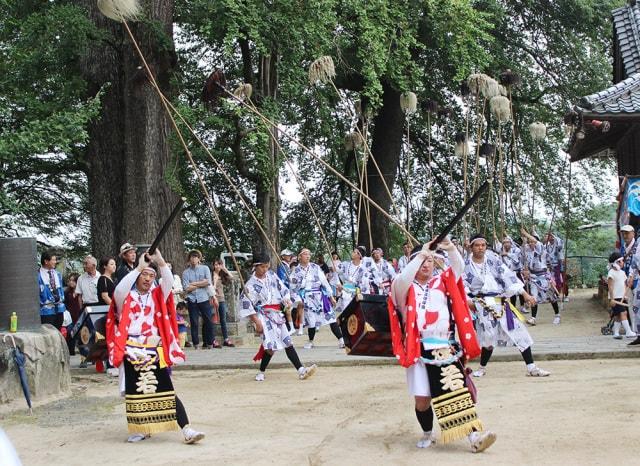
[527,366,550,377]
[296,328,304,336]
[469,430,496,453]
[526,317,536,326]
[416,431,435,449]
[303,341,314,349]
[626,331,638,338]
[613,334,623,340]
[299,364,317,380]
[183,425,205,444]
[472,367,486,378]
[127,433,149,443]
[553,315,561,325]
[519,306,529,314]
[338,338,345,349]
[255,372,265,381]
[106,367,119,377]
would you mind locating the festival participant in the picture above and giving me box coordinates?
[544,232,567,299]
[494,235,528,314]
[389,238,496,452]
[277,249,295,288]
[397,242,412,271]
[366,248,396,295]
[290,248,343,349]
[106,249,204,444]
[463,234,550,378]
[240,253,317,381]
[520,228,561,325]
[607,252,637,340]
[335,248,370,314]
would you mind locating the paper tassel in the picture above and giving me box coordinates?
[425,99,439,114]
[499,85,508,96]
[467,73,490,95]
[480,78,500,98]
[480,143,495,158]
[97,0,141,22]
[344,132,364,151]
[400,92,417,115]
[490,95,511,122]
[232,83,253,101]
[529,122,547,141]
[499,69,521,87]
[454,133,470,157]
[308,56,336,84]
[460,81,471,97]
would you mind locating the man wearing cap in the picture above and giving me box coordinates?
[116,243,137,284]
[389,238,496,452]
[240,253,317,381]
[106,248,205,444]
[366,247,396,295]
[463,234,550,378]
[182,250,215,349]
[277,249,295,288]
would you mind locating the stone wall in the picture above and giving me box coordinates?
[0,326,71,406]
[223,277,257,345]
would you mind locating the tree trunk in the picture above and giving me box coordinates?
[78,0,184,269]
[357,82,403,252]
[252,53,280,264]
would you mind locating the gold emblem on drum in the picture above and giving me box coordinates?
[347,314,358,335]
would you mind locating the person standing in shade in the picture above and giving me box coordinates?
[212,258,235,347]
[97,256,117,305]
[182,250,215,349]
[116,243,137,284]
[607,252,637,340]
[76,255,101,307]
[38,250,66,330]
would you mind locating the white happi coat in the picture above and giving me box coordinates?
[289,262,335,328]
[240,271,299,352]
[391,248,465,397]
[463,251,533,351]
[523,241,557,304]
[336,261,370,313]
[366,258,396,295]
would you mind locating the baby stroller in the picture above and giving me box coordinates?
[601,316,614,335]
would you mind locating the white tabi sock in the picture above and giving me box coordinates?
[526,363,536,372]
[613,321,622,336]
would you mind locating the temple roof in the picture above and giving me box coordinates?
[578,72,640,116]
[613,2,640,78]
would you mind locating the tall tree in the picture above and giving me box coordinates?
[77,0,184,265]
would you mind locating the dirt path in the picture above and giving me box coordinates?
[2,358,637,466]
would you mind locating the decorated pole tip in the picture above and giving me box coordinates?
[400,91,418,115]
[454,132,470,157]
[308,56,336,85]
[529,121,547,141]
[499,69,521,87]
[460,81,471,97]
[489,95,511,122]
[479,142,495,158]
[97,0,141,22]
[437,107,453,119]
[232,83,253,101]
[344,131,365,151]
[425,99,439,114]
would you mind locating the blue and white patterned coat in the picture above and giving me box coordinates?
[289,262,335,328]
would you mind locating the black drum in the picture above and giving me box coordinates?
[338,294,394,357]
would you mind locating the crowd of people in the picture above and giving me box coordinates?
[34,229,592,452]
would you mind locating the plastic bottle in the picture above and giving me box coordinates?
[9,312,18,333]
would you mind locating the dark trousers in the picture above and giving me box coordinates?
[188,300,213,347]
[41,313,63,330]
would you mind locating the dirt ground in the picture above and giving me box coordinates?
[1,358,637,466]
[1,289,632,466]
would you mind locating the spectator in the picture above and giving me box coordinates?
[182,249,215,349]
[166,262,185,305]
[76,255,101,307]
[38,249,66,330]
[97,256,117,305]
[213,258,235,347]
[277,249,295,287]
[115,242,137,284]
[176,302,190,348]
[64,272,82,325]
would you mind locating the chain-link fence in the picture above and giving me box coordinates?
[566,255,608,288]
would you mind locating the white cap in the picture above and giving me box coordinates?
[280,249,294,256]
[620,225,635,232]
